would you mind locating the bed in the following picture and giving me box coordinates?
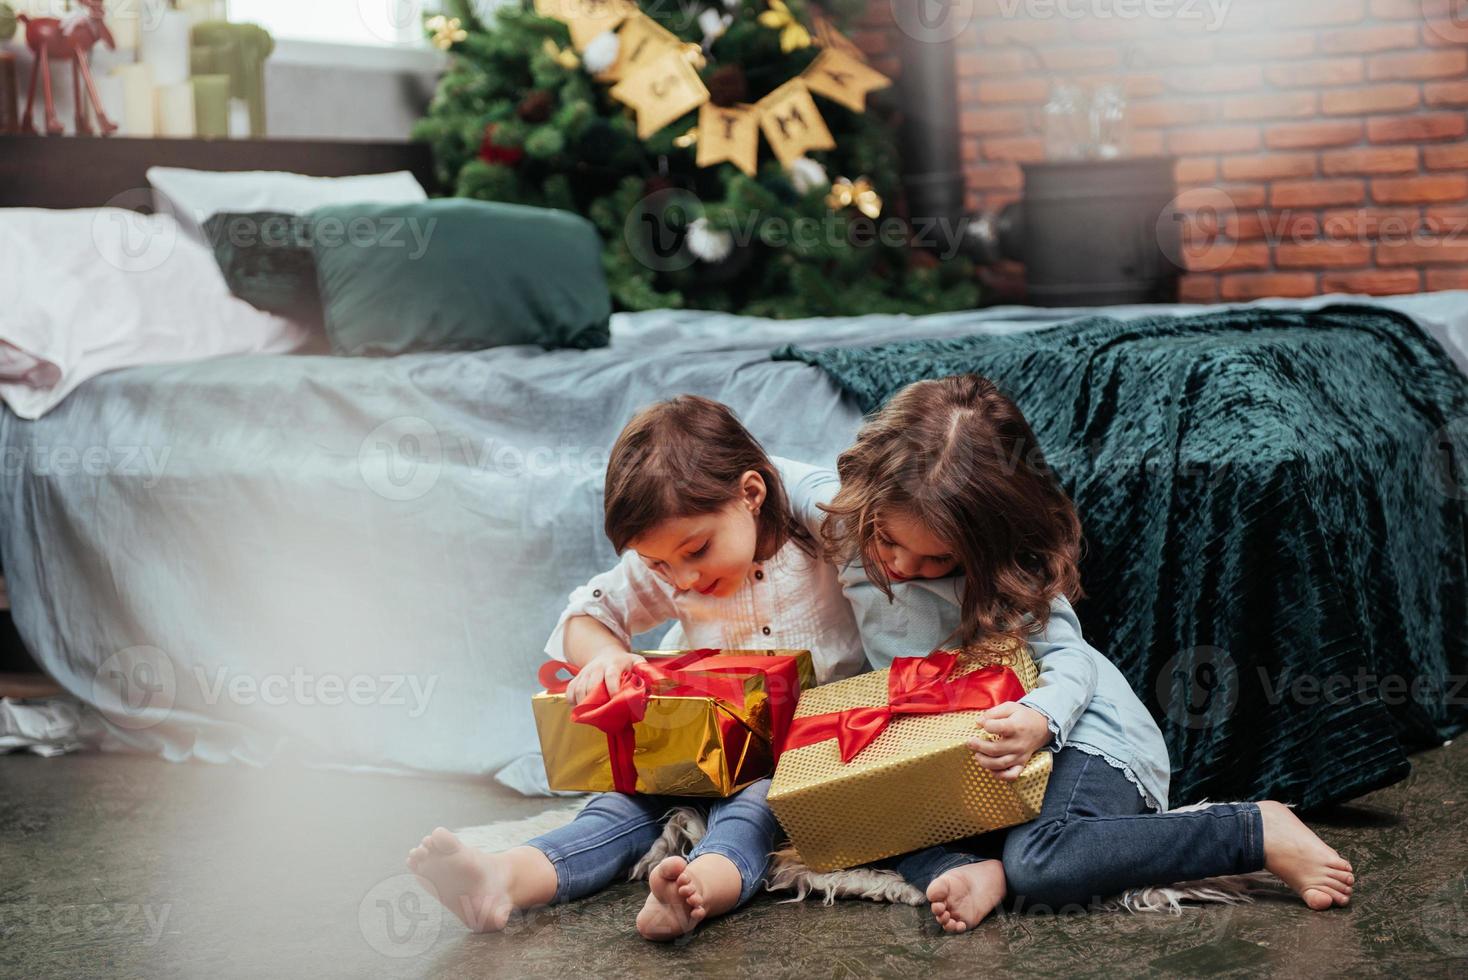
[2,135,1465,810]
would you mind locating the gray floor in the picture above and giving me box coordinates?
[2,739,1466,979]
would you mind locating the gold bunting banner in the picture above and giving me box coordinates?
[696,102,761,178]
[610,46,710,139]
[534,4,889,176]
[595,10,681,82]
[801,48,891,114]
[535,0,634,50]
[755,78,835,167]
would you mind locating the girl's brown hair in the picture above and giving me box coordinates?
[820,374,1083,648]
[604,395,816,560]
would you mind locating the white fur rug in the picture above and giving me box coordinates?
[457,799,1290,915]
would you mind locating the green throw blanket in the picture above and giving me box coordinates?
[775,305,1468,810]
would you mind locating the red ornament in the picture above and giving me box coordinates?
[478,123,524,166]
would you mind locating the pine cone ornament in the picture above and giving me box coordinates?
[706,65,748,108]
[516,90,555,124]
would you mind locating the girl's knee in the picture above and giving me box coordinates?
[1001,822,1091,913]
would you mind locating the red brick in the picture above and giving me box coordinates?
[1427,269,1468,290]
[1321,146,1420,175]
[1220,92,1319,121]
[1373,175,1468,204]
[1129,130,1167,156]
[969,164,1023,191]
[1368,113,1468,142]
[1130,101,1214,128]
[960,108,1028,136]
[1178,275,1220,304]
[1175,157,1219,184]
[1368,50,1468,81]
[957,50,1028,78]
[1220,153,1317,181]
[1425,81,1468,106]
[1130,39,1216,67]
[1276,242,1373,268]
[975,78,1051,104]
[1039,48,1123,73]
[981,21,1063,46]
[1423,207,1468,236]
[1176,184,1268,210]
[1265,58,1365,88]
[1168,126,1263,155]
[1422,19,1468,48]
[1321,269,1422,294]
[1425,145,1468,170]
[1184,241,1272,274]
[1321,85,1420,115]
[1169,65,1266,95]
[1271,179,1367,208]
[1214,33,1316,61]
[1265,120,1365,149]
[1319,24,1419,54]
[982,137,1046,163]
[1377,238,1468,266]
[1220,273,1319,300]
[1319,208,1422,240]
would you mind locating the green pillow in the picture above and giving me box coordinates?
[203,211,323,327]
[308,199,611,356]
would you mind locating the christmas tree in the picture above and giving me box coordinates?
[413,0,979,318]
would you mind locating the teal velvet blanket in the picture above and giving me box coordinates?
[774,305,1468,810]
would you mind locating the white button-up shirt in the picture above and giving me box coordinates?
[543,457,866,684]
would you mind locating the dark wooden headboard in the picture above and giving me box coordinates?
[0,134,439,210]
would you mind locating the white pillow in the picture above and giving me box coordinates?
[146,166,428,237]
[0,207,310,420]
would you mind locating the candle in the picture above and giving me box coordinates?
[155,81,196,138]
[139,7,193,87]
[192,74,229,139]
[113,63,156,136]
[105,0,141,51]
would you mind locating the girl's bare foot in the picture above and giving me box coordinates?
[406,828,523,932]
[636,856,704,940]
[1257,801,1355,910]
[926,859,1007,933]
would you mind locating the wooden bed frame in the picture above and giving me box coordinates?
[0,134,439,210]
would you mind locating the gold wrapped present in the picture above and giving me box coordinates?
[534,649,815,797]
[768,640,1051,871]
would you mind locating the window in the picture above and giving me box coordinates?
[227,0,443,48]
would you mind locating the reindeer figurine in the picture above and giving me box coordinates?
[18,0,118,136]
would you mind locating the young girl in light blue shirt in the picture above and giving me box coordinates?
[814,373,1356,932]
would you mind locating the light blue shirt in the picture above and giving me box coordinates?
[782,459,1172,813]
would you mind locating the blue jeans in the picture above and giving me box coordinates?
[880,747,1265,912]
[526,777,780,908]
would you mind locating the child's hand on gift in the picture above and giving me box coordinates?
[567,649,647,706]
[966,702,1053,781]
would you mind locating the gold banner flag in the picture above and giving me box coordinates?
[801,48,890,113]
[756,78,835,168]
[535,0,635,51]
[696,102,761,178]
[610,46,710,139]
[595,10,681,82]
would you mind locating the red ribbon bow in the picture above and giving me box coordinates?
[538,650,803,793]
[781,650,1025,764]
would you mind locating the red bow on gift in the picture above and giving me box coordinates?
[781,651,1025,764]
[538,650,804,793]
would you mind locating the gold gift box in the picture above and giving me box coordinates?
[768,640,1051,871]
[534,649,816,797]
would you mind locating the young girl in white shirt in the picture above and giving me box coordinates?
[406,394,866,941]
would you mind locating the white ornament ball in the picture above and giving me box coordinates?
[582,31,620,74]
[686,217,735,263]
[788,156,829,194]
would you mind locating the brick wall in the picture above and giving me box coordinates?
[859,0,1468,302]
